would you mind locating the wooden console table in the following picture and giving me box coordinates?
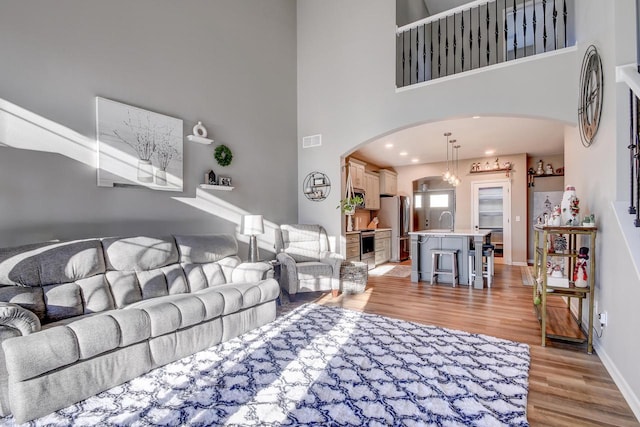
[532,225,597,353]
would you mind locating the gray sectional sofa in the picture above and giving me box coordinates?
[0,234,280,423]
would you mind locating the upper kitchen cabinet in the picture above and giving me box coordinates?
[349,159,366,190]
[379,169,398,196]
[365,172,380,210]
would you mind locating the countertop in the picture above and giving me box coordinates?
[409,229,491,237]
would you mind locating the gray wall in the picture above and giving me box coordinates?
[0,0,298,254]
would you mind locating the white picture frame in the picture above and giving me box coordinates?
[96,97,183,191]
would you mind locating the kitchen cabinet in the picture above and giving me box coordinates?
[348,159,366,190]
[375,230,391,265]
[379,169,398,196]
[364,172,380,210]
[346,232,361,262]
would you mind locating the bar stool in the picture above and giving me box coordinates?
[430,249,459,286]
[468,245,494,287]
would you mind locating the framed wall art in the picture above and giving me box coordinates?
[96,97,183,191]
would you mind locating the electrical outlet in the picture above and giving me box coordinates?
[599,311,608,327]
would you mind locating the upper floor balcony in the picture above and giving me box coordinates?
[396,0,575,89]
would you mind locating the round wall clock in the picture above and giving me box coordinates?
[578,45,604,147]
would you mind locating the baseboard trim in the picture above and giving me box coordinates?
[511,261,528,267]
[594,340,640,422]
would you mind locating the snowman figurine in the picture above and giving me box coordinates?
[573,247,589,288]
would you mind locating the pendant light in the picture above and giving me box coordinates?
[442,132,452,181]
[452,144,461,187]
[448,139,457,185]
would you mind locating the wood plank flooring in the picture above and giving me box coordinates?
[280,263,639,426]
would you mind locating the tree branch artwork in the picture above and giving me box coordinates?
[96,97,183,191]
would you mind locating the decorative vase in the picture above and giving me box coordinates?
[155,169,167,185]
[561,185,577,225]
[137,159,154,183]
[346,214,354,232]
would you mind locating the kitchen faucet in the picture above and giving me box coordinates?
[439,210,454,231]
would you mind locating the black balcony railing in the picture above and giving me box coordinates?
[628,90,640,226]
[396,0,574,88]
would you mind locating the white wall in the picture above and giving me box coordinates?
[0,0,298,253]
[297,0,576,251]
[566,0,640,417]
[297,0,640,417]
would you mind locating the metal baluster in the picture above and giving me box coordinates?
[553,0,558,50]
[504,0,509,60]
[495,0,499,63]
[453,13,457,74]
[478,7,482,67]
[416,27,420,82]
[402,32,406,87]
[629,90,637,215]
[462,11,466,70]
[430,23,434,80]
[423,24,427,82]
[513,0,518,58]
[533,0,537,54]
[438,19,442,77]
[523,0,528,57]
[543,0,548,52]
[470,10,474,69]
[486,5,490,64]
[409,29,413,84]
[636,95,640,226]
[563,0,567,47]
[445,16,449,75]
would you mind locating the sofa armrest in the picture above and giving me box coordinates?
[320,251,344,279]
[0,302,41,336]
[230,262,272,283]
[276,252,298,295]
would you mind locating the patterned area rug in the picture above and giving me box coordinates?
[7,304,531,426]
[369,264,412,278]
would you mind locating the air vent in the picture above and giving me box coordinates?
[302,134,322,149]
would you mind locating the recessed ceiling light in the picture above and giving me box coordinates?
[485,149,495,155]
[385,143,394,148]
[473,116,481,119]
[411,158,419,163]
[399,151,408,156]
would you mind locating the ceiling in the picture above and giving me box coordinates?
[351,116,567,168]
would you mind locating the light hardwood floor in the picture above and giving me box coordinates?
[280,263,639,427]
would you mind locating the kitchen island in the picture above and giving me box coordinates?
[409,229,492,289]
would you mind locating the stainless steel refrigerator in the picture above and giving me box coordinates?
[378,196,411,261]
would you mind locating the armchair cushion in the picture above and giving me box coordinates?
[276,224,329,262]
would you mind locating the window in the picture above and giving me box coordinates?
[430,194,449,208]
[415,194,423,208]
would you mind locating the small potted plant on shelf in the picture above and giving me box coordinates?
[337,195,364,215]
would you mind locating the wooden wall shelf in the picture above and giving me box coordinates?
[469,167,512,177]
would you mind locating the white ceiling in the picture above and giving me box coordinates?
[351,116,567,168]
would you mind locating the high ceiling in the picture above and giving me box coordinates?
[351,116,567,168]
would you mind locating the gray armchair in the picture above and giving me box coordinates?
[274,224,343,299]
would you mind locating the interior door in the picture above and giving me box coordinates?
[471,179,511,264]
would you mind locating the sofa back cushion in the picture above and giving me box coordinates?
[174,235,240,290]
[0,239,110,323]
[102,236,188,308]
